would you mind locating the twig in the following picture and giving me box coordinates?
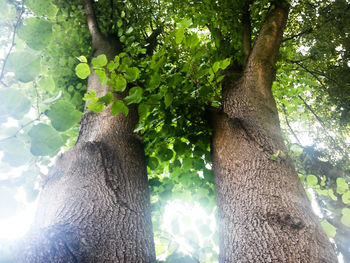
[281,103,303,146]
[298,95,345,155]
[0,116,42,143]
[0,1,24,85]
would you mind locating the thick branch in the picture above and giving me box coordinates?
[246,1,289,72]
[146,26,163,56]
[242,0,252,66]
[83,0,104,48]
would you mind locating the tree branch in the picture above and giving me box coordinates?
[242,0,252,66]
[281,103,303,146]
[83,0,104,49]
[246,1,289,72]
[0,1,24,87]
[298,94,346,155]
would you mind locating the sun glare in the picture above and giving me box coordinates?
[0,187,37,240]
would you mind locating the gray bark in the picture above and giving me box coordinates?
[15,1,155,262]
[211,2,338,262]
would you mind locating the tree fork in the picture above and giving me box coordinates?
[211,1,338,262]
[15,2,156,262]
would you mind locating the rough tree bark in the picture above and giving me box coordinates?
[15,1,156,262]
[210,1,338,262]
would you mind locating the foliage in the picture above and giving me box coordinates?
[0,0,349,261]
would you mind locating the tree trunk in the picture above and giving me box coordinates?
[211,2,338,262]
[15,1,155,262]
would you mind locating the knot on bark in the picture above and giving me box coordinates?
[267,212,305,230]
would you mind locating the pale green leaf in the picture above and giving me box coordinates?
[320,220,336,238]
[17,17,52,50]
[342,191,350,204]
[25,0,58,18]
[307,174,318,187]
[38,76,55,93]
[341,208,350,227]
[28,123,64,156]
[5,52,40,82]
[0,89,31,120]
[0,138,32,167]
[336,178,348,194]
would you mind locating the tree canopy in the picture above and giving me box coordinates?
[0,0,349,262]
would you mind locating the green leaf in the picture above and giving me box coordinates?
[83,90,97,101]
[149,72,161,90]
[126,27,134,34]
[320,220,336,238]
[38,76,55,93]
[180,18,192,28]
[124,67,140,82]
[220,58,231,70]
[175,27,185,44]
[0,89,31,120]
[138,103,150,120]
[184,33,199,48]
[75,63,91,79]
[28,123,64,156]
[336,178,348,194]
[77,56,87,63]
[91,54,108,67]
[95,68,108,84]
[46,101,82,131]
[113,74,127,92]
[213,61,220,73]
[158,147,174,162]
[341,208,350,227]
[5,52,41,82]
[342,191,350,204]
[87,102,104,113]
[98,92,114,106]
[17,17,52,50]
[25,0,58,18]
[307,174,318,187]
[147,157,159,170]
[0,138,32,167]
[164,92,173,108]
[124,86,143,104]
[111,100,129,116]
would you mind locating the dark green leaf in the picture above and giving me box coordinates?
[111,100,129,116]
